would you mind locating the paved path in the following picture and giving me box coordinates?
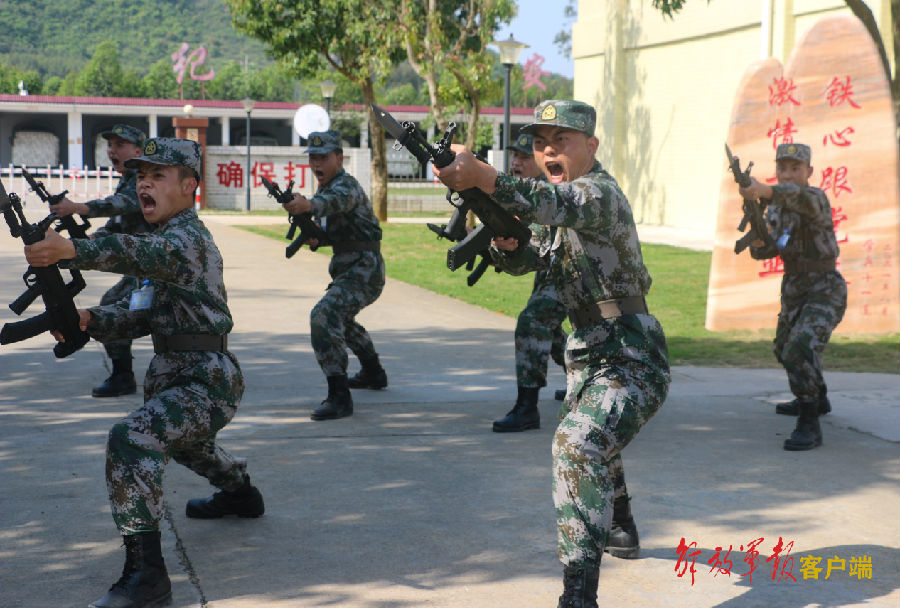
[0,212,896,607]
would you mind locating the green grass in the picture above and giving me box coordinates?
[239,223,900,374]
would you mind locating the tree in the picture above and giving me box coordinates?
[75,41,125,97]
[226,0,405,221]
[398,0,515,148]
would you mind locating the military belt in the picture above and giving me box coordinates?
[152,333,227,354]
[568,296,648,329]
[783,258,836,274]
[332,240,381,254]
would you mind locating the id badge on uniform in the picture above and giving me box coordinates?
[776,229,791,251]
[129,280,154,311]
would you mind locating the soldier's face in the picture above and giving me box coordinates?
[309,151,343,186]
[107,136,142,173]
[532,126,599,184]
[135,162,197,224]
[776,158,813,187]
[510,150,542,179]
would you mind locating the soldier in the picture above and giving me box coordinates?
[493,132,569,433]
[282,130,386,421]
[739,142,847,451]
[435,100,670,608]
[50,123,154,398]
[25,138,264,608]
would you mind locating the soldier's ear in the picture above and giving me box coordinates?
[806,165,814,180]
[587,135,599,157]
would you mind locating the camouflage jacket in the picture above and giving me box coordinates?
[750,183,840,263]
[309,168,382,244]
[489,161,666,368]
[87,170,154,238]
[68,208,233,343]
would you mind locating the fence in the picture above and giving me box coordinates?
[0,165,119,207]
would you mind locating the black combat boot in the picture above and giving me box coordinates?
[93,358,137,398]
[775,386,831,416]
[783,400,823,451]
[604,494,640,559]
[492,386,540,432]
[89,531,171,608]
[557,565,600,608]
[348,354,388,390]
[311,374,354,420]
[185,475,265,519]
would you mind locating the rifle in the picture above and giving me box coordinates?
[21,168,91,239]
[426,220,501,286]
[0,180,89,358]
[725,144,774,254]
[371,104,532,257]
[259,176,330,259]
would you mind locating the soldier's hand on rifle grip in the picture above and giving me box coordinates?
[738,177,773,201]
[433,144,498,194]
[51,309,92,342]
[24,229,76,267]
[50,197,89,218]
[283,193,311,216]
[493,236,519,252]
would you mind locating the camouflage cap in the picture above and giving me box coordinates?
[506,132,534,156]
[305,130,342,155]
[776,142,811,165]
[101,124,146,147]
[125,137,202,178]
[521,99,596,136]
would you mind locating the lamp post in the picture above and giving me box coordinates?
[240,98,255,211]
[319,80,338,120]
[493,34,528,172]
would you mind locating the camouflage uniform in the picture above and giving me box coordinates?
[87,124,154,363]
[66,139,248,534]
[490,101,670,568]
[515,222,568,388]
[306,141,384,378]
[750,149,847,405]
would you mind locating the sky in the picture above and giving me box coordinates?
[495,0,575,79]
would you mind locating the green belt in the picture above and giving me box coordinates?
[332,240,381,254]
[152,333,228,354]
[568,296,649,329]
[783,258,836,274]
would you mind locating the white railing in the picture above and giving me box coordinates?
[0,165,119,205]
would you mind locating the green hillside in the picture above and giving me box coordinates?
[0,0,270,79]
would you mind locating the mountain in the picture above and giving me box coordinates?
[0,0,270,79]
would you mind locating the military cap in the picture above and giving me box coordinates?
[101,124,146,147]
[506,132,534,156]
[776,142,811,165]
[125,137,202,178]
[521,99,596,136]
[305,130,342,155]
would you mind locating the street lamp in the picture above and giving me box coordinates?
[493,34,528,172]
[319,80,338,119]
[241,97,255,211]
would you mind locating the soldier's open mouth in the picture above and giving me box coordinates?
[545,162,565,183]
[314,170,325,180]
[140,193,156,213]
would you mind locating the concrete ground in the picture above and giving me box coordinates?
[0,211,897,607]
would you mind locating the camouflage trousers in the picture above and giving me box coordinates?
[99,275,140,360]
[106,350,246,534]
[515,277,568,388]
[774,271,847,402]
[311,250,385,377]
[553,315,670,567]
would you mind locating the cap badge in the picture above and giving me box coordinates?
[541,105,557,121]
[786,144,796,154]
[114,126,123,134]
[144,140,157,155]
[312,136,322,146]
[517,134,528,146]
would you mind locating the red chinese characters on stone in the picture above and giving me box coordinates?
[250,162,277,188]
[216,162,243,188]
[284,162,310,189]
[819,166,853,198]
[824,76,861,109]
[767,118,798,149]
[758,257,785,278]
[768,77,801,107]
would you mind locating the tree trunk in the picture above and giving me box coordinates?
[361,78,388,221]
[844,0,898,128]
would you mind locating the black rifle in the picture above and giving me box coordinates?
[259,176,330,259]
[21,168,91,239]
[726,144,774,254]
[0,180,89,358]
[426,220,501,286]
[371,104,532,257]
